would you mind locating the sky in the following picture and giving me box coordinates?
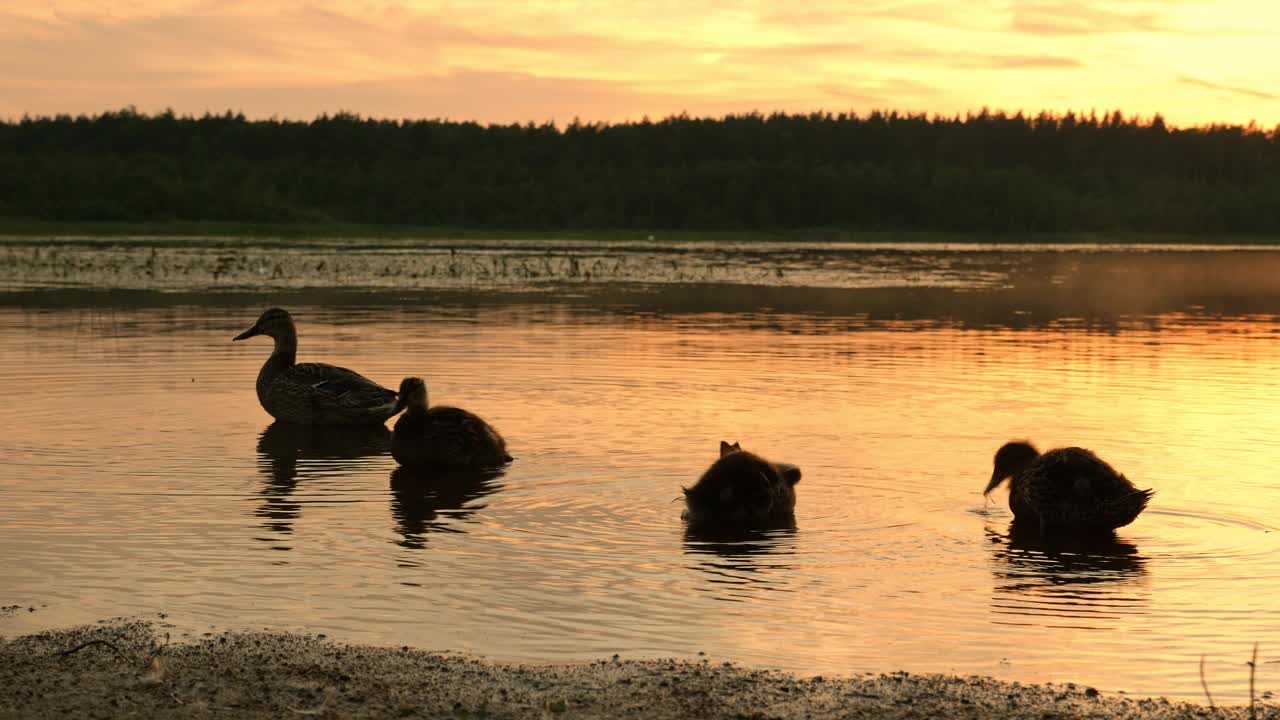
[2,0,1277,127]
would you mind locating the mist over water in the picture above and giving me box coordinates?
[2,239,1280,701]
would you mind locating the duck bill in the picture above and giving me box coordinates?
[233,325,261,341]
[391,394,408,414]
[983,470,1005,496]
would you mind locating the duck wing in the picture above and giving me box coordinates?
[268,362,398,424]
[1020,447,1153,530]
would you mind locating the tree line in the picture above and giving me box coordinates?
[2,108,1278,234]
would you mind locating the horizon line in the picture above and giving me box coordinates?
[3,105,1277,133]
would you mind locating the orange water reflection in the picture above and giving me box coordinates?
[389,466,507,550]
[255,423,392,547]
[1,281,1280,701]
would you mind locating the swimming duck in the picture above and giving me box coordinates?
[985,440,1153,534]
[682,441,801,526]
[233,308,399,425]
[390,377,511,468]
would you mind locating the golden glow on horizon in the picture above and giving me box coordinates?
[1,0,1276,126]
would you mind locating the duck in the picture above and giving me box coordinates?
[390,377,511,468]
[233,308,399,425]
[984,440,1154,534]
[682,441,801,527]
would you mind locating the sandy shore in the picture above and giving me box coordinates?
[0,621,1270,719]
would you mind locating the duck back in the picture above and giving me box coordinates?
[392,406,510,468]
[1012,447,1153,531]
[263,362,398,425]
[683,451,799,527]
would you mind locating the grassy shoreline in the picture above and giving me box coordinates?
[0,621,1268,719]
[2,220,1280,244]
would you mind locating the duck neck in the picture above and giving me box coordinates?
[393,402,428,432]
[256,332,298,406]
[1006,454,1039,494]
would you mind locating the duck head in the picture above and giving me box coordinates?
[234,308,296,343]
[985,440,1040,495]
[392,376,429,414]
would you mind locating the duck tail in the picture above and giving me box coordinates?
[1101,487,1155,530]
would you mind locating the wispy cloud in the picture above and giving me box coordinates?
[1179,75,1276,101]
[759,0,990,32]
[984,54,1080,69]
[1010,0,1170,35]
[817,77,941,108]
[888,49,1080,69]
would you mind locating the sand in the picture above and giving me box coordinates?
[0,621,1271,719]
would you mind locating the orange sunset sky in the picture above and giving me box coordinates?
[3,0,1276,127]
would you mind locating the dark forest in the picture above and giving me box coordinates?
[2,108,1277,234]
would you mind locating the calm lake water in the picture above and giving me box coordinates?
[3,238,1280,701]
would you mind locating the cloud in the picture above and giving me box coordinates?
[983,54,1080,69]
[1178,75,1276,101]
[0,9,356,87]
[888,49,1080,69]
[758,2,976,30]
[0,3,949,121]
[745,41,867,58]
[817,76,941,109]
[1010,0,1169,35]
[717,43,1077,70]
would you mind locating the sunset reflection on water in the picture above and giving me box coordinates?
[2,246,1280,701]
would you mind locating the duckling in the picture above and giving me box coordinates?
[682,441,801,526]
[390,377,511,468]
[985,440,1154,534]
[233,308,398,425]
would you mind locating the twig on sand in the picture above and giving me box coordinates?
[52,639,129,662]
[51,630,170,681]
[1248,643,1258,720]
[1200,655,1216,711]
[150,631,171,660]
[141,631,172,684]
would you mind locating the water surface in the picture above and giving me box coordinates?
[2,239,1280,701]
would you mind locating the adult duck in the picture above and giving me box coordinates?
[390,377,511,468]
[682,441,801,527]
[985,440,1153,534]
[233,308,398,425]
